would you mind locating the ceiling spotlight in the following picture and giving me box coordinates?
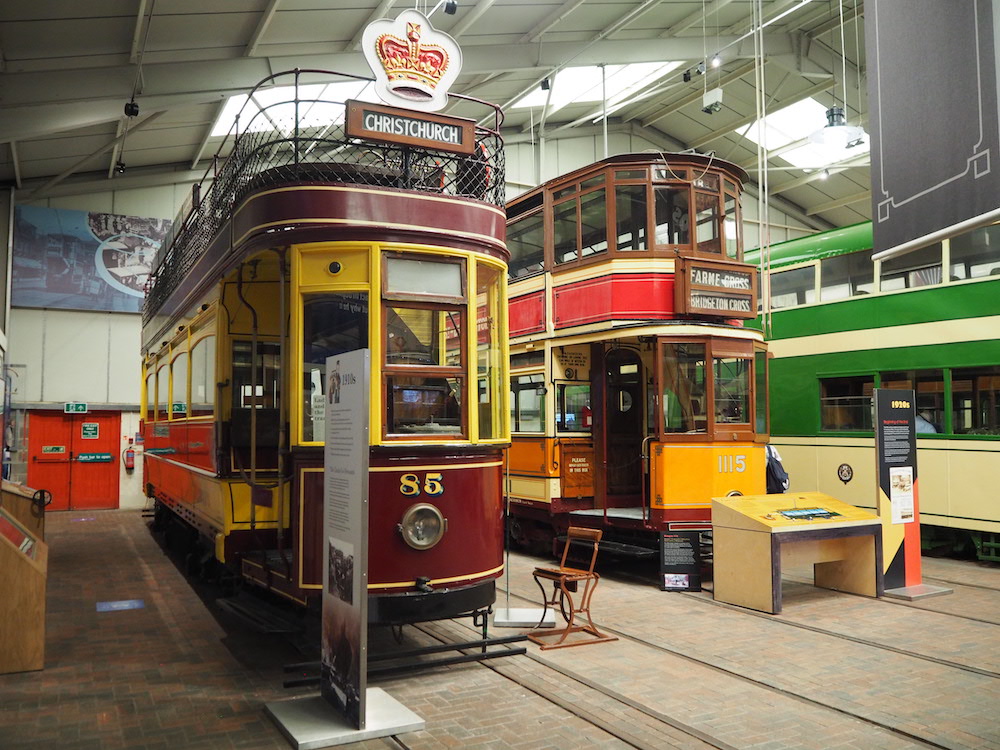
[541,77,551,91]
[115,161,126,174]
[819,168,830,179]
[711,54,721,68]
[683,69,692,83]
[430,0,458,15]
[124,99,139,118]
[696,61,706,75]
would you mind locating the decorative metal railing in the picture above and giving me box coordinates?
[144,69,505,322]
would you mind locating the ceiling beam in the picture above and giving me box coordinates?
[806,189,870,216]
[637,60,759,129]
[349,0,399,50]
[519,0,588,44]
[662,0,736,36]
[10,142,22,190]
[129,0,151,65]
[689,78,833,150]
[27,112,165,199]
[245,0,282,57]
[448,0,497,38]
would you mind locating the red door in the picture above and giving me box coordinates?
[27,411,121,511]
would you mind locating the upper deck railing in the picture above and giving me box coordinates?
[144,68,505,322]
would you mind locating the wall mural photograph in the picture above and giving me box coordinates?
[12,205,171,313]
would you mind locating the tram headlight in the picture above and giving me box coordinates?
[398,503,447,550]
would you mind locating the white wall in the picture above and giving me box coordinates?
[6,184,180,507]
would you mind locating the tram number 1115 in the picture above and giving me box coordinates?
[718,455,747,473]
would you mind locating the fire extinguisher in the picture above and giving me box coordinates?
[123,439,136,474]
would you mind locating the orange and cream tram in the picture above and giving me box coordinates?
[505,153,768,556]
[141,70,509,623]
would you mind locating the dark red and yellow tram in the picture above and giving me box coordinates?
[141,70,510,623]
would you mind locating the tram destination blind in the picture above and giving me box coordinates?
[659,531,702,591]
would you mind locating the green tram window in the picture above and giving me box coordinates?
[951,366,1000,435]
[820,376,874,431]
[754,347,768,434]
[301,293,368,443]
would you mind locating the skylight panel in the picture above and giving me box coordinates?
[514,63,680,116]
[209,80,379,138]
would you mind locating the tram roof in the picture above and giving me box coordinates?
[744,221,873,270]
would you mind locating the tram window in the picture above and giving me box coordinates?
[820,376,874,430]
[661,342,707,433]
[616,169,646,180]
[301,293,368,443]
[724,193,740,260]
[190,336,216,418]
[821,252,875,301]
[881,369,944,433]
[385,256,463,300]
[949,225,1000,279]
[879,243,942,290]
[476,262,504,440]
[511,351,545,368]
[232,341,280,409]
[385,305,461,367]
[695,193,721,254]
[171,352,189,418]
[714,357,750,424]
[615,184,648,251]
[553,200,578,264]
[145,370,155,421]
[654,187,690,246]
[951,366,1000,435]
[770,266,815,308]
[579,188,608,258]
[556,384,591,433]
[156,364,169,421]
[754,348,768,434]
[511,374,546,433]
[507,212,545,278]
[384,303,465,437]
[386,376,462,434]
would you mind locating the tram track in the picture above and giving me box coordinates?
[404,592,974,750]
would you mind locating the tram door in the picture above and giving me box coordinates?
[603,349,644,501]
[27,411,121,511]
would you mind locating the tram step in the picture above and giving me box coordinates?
[598,539,657,558]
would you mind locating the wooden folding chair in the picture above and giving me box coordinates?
[527,527,617,650]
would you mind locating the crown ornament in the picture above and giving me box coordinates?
[362,10,462,113]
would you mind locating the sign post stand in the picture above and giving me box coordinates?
[874,388,951,601]
[266,350,424,748]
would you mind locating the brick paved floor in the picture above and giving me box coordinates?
[1,510,998,750]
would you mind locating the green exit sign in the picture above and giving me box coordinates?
[64,402,88,414]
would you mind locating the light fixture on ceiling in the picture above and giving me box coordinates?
[710,53,721,68]
[809,105,864,148]
[115,161,126,174]
[702,87,723,114]
[808,0,865,151]
[541,77,551,91]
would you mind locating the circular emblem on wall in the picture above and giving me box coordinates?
[837,463,854,484]
[95,232,160,298]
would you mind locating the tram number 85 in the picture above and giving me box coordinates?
[718,455,747,473]
[400,472,445,497]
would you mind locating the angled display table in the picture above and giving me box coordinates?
[0,505,48,673]
[712,492,883,614]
